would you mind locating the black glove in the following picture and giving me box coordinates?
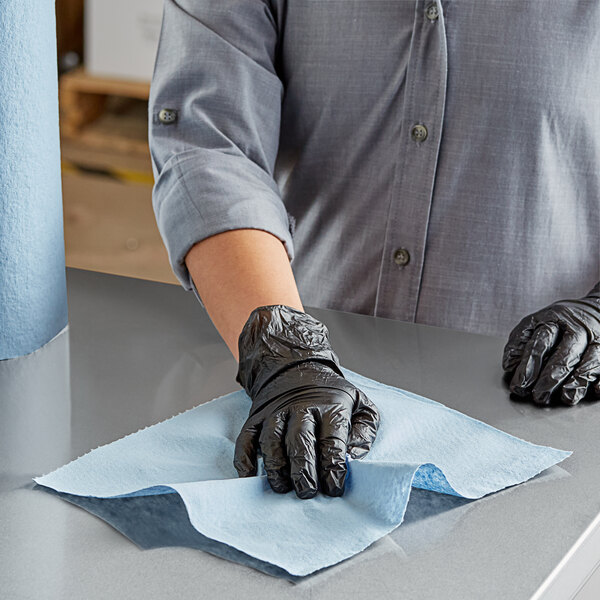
[233,304,380,499]
[502,282,600,406]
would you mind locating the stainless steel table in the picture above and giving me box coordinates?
[2,268,599,599]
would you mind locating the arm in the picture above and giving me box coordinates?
[149,0,296,310]
[185,228,303,362]
[149,0,379,498]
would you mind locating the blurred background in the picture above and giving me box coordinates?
[55,0,177,285]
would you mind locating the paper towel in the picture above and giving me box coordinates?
[0,0,68,359]
[33,366,571,576]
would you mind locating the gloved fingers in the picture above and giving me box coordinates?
[560,342,600,405]
[347,390,380,459]
[502,313,538,372]
[259,412,292,493]
[594,378,600,398]
[531,328,589,405]
[317,405,350,497]
[233,419,262,477]
[285,408,319,499]
[509,322,560,397]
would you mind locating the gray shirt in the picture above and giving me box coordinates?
[148,0,600,337]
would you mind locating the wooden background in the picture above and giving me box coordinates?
[55,0,178,285]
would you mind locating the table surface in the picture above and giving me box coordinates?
[2,268,599,600]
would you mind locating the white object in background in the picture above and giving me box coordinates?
[85,0,164,82]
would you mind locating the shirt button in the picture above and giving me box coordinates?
[393,248,411,267]
[425,3,439,21]
[411,124,428,142]
[158,108,178,124]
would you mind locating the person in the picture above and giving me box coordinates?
[148,0,600,499]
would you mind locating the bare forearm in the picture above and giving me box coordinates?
[184,229,304,362]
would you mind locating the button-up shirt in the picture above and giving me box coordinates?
[148,0,600,337]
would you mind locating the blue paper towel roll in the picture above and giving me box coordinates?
[0,0,68,359]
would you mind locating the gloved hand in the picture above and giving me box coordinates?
[502,282,600,406]
[234,304,380,499]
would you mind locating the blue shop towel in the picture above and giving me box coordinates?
[0,0,68,359]
[33,366,571,576]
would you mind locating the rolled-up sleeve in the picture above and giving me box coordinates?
[148,0,295,301]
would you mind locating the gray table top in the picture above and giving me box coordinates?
[2,268,599,599]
